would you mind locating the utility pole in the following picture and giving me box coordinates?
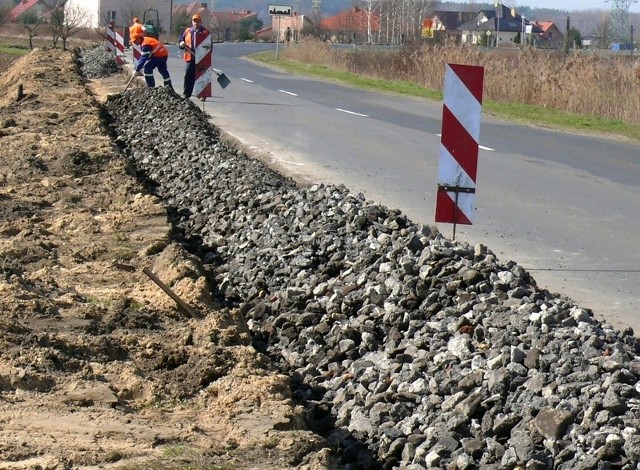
[495,3,502,47]
[311,0,321,18]
[564,16,570,53]
[607,0,637,46]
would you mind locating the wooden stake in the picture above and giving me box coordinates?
[143,267,201,318]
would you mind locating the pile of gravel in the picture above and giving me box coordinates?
[79,46,122,79]
[104,85,640,469]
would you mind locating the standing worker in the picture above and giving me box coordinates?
[131,33,173,89]
[129,17,143,46]
[178,13,210,99]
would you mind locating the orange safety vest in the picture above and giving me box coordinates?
[140,37,168,59]
[181,26,210,62]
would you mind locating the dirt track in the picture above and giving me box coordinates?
[0,48,331,469]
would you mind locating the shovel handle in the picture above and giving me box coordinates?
[123,73,137,93]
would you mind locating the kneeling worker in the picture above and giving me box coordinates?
[131,32,173,89]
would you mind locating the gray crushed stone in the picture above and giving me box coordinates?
[101,80,640,469]
[79,46,122,78]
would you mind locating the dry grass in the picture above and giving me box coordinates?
[283,38,640,125]
[281,36,347,69]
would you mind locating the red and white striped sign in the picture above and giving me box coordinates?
[105,22,126,65]
[193,32,212,99]
[132,44,141,68]
[435,63,484,226]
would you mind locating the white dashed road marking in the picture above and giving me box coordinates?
[336,108,368,117]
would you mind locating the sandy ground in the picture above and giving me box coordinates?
[0,48,332,469]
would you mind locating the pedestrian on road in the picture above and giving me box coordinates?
[178,13,210,99]
[131,33,173,89]
[129,17,143,46]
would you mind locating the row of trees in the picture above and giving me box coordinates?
[300,0,448,46]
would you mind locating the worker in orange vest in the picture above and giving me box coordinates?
[129,17,143,46]
[178,13,210,99]
[131,32,172,89]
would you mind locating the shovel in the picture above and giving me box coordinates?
[123,72,138,93]
[184,44,230,89]
[215,71,230,89]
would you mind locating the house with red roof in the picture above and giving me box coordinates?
[531,21,564,47]
[320,6,380,43]
[8,0,46,22]
[172,1,210,24]
[211,9,258,41]
[256,12,313,43]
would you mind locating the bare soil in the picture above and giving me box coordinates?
[0,48,331,469]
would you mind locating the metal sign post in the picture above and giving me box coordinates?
[437,185,475,240]
[276,16,281,59]
[269,4,292,60]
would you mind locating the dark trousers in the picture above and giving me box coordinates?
[143,57,172,88]
[183,60,196,97]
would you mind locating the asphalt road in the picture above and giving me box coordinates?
[149,42,640,334]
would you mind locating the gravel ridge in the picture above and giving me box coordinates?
[102,73,640,470]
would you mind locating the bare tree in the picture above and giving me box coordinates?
[39,0,66,47]
[20,11,41,50]
[356,0,380,43]
[49,5,64,48]
[378,0,435,44]
[173,10,191,36]
[53,1,91,50]
[212,15,237,42]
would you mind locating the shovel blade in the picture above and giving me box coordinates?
[216,73,230,89]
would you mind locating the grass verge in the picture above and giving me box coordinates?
[0,45,29,56]
[251,51,640,143]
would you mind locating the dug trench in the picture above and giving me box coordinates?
[2,46,640,470]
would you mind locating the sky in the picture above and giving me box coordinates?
[517,0,640,13]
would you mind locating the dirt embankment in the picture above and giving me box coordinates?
[0,48,331,469]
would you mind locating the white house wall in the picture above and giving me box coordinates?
[67,0,100,28]
[69,0,172,35]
